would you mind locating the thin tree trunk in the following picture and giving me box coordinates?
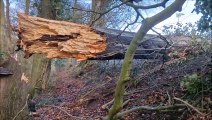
[107,0,186,119]
[5,0,12,52]
[0,0,6,51]
[25,0,30,15]
[90,0,112,27]
[72,0,78,22]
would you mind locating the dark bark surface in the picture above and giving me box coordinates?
[91,28,168,60]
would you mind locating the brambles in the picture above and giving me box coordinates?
[180,74,208,95]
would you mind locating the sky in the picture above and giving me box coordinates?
[147,0,201,34]
[82,0,201,34]
[7,0,201,34]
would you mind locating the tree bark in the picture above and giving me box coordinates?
[6,0,12,51]
[90,0,112,27]
[0,0,6,52]
[25,0,30,15]
[107,0,186,119]
[31,0,53,91]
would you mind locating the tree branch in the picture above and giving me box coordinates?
[45,105,86,120]
[70,7,101,14]
[174,97,205,116]
[90,1,128,26]
[116,104,186,118]
[121,0,169,9]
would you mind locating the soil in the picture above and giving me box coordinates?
[32,54,211,120]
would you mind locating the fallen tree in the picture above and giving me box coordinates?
[17,13,169,60]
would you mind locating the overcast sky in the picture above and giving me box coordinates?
[8,0,201,34]
[147,0,201,34]
[82,0,201,34]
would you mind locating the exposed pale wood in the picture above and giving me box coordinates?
[18,13,107,60]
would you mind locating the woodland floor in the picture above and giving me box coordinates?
[32,54,211,120]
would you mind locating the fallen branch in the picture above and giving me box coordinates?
[102,99,114,110]
[173,97,205,116]
[45,105,86,120]
[122,99,132,107]
[115,104,186,118]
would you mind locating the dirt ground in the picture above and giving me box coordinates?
[32,54,211,120]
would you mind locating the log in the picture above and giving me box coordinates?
[91,28,168,60]
[17,13,168,60]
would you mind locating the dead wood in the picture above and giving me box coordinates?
[18,13,107,60]
[17,13,170,60]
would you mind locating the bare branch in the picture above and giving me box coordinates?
[121,0,169,9]
[116,104,186,118]
[70,7,101,14]
[117,13,140,37]
[174,97,205,116]
[102,99,114,110]
[45,105,86,120]
[90,1,129,26]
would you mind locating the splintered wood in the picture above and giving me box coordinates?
[18,13,107,60]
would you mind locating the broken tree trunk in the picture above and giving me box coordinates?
[17,13,168,60]
[18,13,107,60]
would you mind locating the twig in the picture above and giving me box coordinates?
[174,97,205,116]
[44,105,86,120]
[150,28,172,69]
[90,1,128,26]
[12,94,29,120]
[122,99,132,107]
[70,7,101,14]
[116,13,139,38]
[102,99,114,110]
[166,91,172,105]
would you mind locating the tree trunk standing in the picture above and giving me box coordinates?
[72,0,78,22]
[107,0,186,119]
[0,1,29,120]
[90,0,112,27]
[31,0,53,91]
[25,0,30,15]
[0,0,6,52]
[5,0,12,52]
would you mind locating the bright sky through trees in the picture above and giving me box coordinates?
[148,0,201,34]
